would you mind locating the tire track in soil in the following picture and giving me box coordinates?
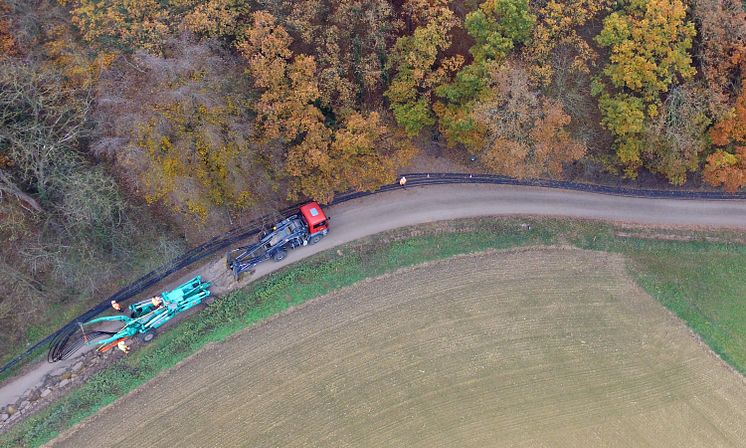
[49,249,746,448]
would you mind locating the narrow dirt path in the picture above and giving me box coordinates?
[2,183,746,408]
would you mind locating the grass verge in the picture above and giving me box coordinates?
[1,218,744,447]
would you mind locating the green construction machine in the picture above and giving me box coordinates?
[49,276,212,361]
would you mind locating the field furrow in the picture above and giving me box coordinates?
[50,248,746,448]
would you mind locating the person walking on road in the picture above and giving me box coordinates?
[399,176,407,189]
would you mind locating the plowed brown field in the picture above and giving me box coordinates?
[49,249,746,447]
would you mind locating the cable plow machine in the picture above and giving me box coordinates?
[48,276,212,362]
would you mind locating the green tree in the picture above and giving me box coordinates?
[434,0,535,149]
[464,0,535,63]
[640,84,711,185]
[384,0,458,136]
[594,0,696,178]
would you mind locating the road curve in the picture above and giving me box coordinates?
[45,183,746,447]
[328,182,746,236]
[1,182,746,413]
[228,182,746,293]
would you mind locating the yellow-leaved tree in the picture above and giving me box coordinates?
[384,0,459,136]
[137,99,258,219]
[90,37,265,223]
[594,0,696,179]
[62,0,173,53]
[523,0,610,86]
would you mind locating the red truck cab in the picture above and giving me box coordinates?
[299,202,329,238]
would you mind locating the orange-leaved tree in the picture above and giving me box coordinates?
[239,12,415,202]
[705,64,746,191]
[238,11,334,201]
[690,0,746,112]
[704,147,746,192]
[710,81,746,149]
[0,0,18,58]
[283,0,396,115]
[474,62,586,178]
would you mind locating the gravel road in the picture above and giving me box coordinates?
[2,183,745,408]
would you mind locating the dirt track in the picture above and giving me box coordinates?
[3,183,746,408]
[50,249,746,447]
[210,183,746,296]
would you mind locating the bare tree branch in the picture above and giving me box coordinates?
[0,170,43,212]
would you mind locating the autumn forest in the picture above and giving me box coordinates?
[0,0,744,356]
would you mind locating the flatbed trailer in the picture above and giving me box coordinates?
[227,202,329,279]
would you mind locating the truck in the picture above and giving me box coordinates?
[226,202,329,279]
